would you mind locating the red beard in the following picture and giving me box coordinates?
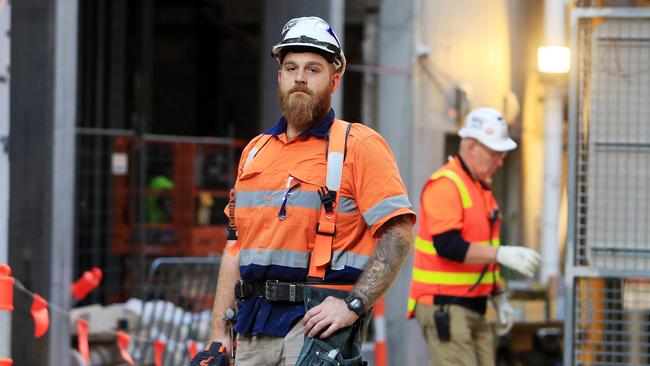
[279,83,332,131]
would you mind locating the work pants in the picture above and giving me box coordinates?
[235,320,304,366]
[415,303,494,366]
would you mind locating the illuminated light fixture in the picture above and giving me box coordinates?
[537,46,571,74]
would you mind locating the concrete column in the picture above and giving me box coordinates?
[9,0,77,364]
[540,0,566,284]
[0,0,11,265]
[259,0,345,130]
[376,1,432,365]
[0,2,12,362]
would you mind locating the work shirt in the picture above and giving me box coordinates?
[231,110,415,336]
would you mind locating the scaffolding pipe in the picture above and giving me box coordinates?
[540,0,566,284]
[0,0,12,361]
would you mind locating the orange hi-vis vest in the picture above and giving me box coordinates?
[407,157,500,318]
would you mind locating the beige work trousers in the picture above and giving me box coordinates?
[235,320,305,366]
[415,303,494,366]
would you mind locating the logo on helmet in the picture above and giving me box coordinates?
[281,19,298,38]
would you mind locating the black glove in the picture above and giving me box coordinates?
[189,342,229,366]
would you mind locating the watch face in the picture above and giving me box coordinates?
[346,296,364,314]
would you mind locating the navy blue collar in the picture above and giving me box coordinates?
[264,109,335,138]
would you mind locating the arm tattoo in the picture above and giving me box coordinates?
[351,215,413,310]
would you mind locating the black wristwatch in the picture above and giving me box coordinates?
[345,295,365,316]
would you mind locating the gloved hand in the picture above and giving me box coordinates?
[189,342,229,366]
[495,246,541,278]
[492,292,514,336]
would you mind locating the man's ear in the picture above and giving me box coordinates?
[330,73,341,92]
[277,69,282,82]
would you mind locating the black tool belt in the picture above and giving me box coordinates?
[235,279,353,303]
[235,280,306,302]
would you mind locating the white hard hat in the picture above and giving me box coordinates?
[458,107,517,152]
[271,16,346,76]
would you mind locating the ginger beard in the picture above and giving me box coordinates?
[279,82,332,131]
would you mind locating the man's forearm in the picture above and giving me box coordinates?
[463,244,498,264]
[209,246,240,339]
[350,215,413,311]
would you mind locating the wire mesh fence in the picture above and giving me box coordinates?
[573,277,650,365]
[75,128,243,303]
[130,257,221,366]
[568,8,650,366]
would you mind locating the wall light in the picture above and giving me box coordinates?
[537,46,571,74]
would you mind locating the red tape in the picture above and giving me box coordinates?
[71,267,103,301]
[116,331,135,366]
[77,319,90,365]
[188,341,199,360]
[154,340,165,366]
[31,294,49,338]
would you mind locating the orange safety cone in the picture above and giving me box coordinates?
[373,297,388,366]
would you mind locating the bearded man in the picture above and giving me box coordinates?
[194,16,415,366]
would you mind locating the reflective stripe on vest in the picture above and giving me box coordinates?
[430,170,472,209]
[414,236,500,255]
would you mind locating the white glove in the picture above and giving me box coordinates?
[492,292,514,336]
[495,246,541,278]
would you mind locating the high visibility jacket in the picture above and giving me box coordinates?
[230,110,415,336]
[407,156,500,318]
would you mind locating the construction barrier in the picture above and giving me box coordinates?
[0,264,14,366]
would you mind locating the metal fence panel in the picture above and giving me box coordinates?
[567,8,650,366]
[131,257,221,366]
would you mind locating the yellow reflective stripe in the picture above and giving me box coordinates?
[415,236,436,254]
[415,236,500,255]
[479,238,501,246]
[407,298,416,312]
[412,268,499,285]
[431,170,472,209]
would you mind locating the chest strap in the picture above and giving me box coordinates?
[308,120,351,279]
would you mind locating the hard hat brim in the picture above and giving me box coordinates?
[458,128,518,152]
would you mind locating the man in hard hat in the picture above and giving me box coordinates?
[196,16,415,366]
[406,107,542,366]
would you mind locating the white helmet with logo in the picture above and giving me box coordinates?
[458,107,517,152]
[271,16,346,76]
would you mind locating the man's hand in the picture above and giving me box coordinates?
[496,246,541,278]
[189,341,229,366]
[492,292,515,336]
[303,296,359,339]
[207,335,232,360]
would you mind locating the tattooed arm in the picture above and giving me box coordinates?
[303,214,414,338]
[348,214,414,310]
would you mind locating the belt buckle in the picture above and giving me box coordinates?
[265,280,279,301]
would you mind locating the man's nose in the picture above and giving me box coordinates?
[295,69,307,84]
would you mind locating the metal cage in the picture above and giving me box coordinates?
[566,8,650,365]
